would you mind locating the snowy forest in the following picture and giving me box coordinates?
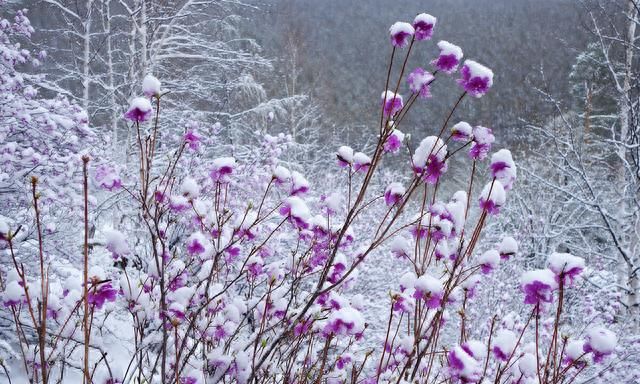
[0,0,639,383]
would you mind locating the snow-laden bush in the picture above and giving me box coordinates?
[0,8,622,384]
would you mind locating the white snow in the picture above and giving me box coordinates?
[479,180,506,206]
[547,252,585,275]
[518,353,537,377]
[180,176,200,198]
[478,249,500,269]
[437,40,463,59]
[385,182,405,196]
[520,269,558,289]
[285,196,311,221]
[273,165,291,182]
[565,339,585,360]
[353,152,371,166]
[414,274,444,295]
[103,228,129,256]
[463,60,494,85]
[412,136,447,169]
[499,236,518,256]
[337,146,354,164]
[128,97,152,114]
[585,327,617,354]
[451,121,473,139]
[389,22,415,37]
[142,74,161,97]
[494,329,517,357]
[414,13,436,26]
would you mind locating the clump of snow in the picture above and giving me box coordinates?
[142,74,161,97]
[180,176,199,198]
[438,40,463,59]
[498,236,518,260]
[492,329,517,361]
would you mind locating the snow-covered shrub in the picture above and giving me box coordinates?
[0,8,622,384]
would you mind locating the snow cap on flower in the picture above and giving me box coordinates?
[498,236,518,260]
[381,90,404,117]
[469,126,495,160]
[491,149,517,190]
[412,136,448,184]
[547,252,585,285]
[336,146,354,167]
[461,340,487,360]
[272,165,291,185]
[407,68,434,99]
[353,152,371,173]
[432,41,463,73]
[142,74,161,97]
[384,129,405,153]
[291,171,310,195]
[492,329,517,361]
[520,269,558,305]
[210,157,236,183]
[95,164,121,191]
[413,274,444,308]
[583,327,616,363]
[104,228,129,259]
[180,177,199,199]
[184,129,201,150]
[448,346,481,382]
[0,217,9,241]
[451,121,473,142]
[458,60,494,97]
[389,22,414,48]
[478,180,506,215]
[323,307,365,337]
[384,182,405,206]
[3,280,25,307]
[390,236,411,259]
[518,353,537,377]
[280,196,311,230]
[413,13,436,40]
[124,97,153,122]
[478,249,500,274]
[564,339,585,364]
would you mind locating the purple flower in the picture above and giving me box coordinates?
[184,129,201,150]
[448,346,480,382]
[412,274,444,309]
[210,157,236,183]
[412,13,436,41]
[186,233,206,256]
[520,269,558,305]
[583,327,616,363]
[87,282,117,309]
[451,121,473,142]
[279,196,311,230]
[492,330,517,362]
[95,164,122,191]
[478,180,506,215]
[336,146,354,167]
[407,68,434,99]
[458,60,494,97]
[389,22,414,48]
[381,90,404,117]
[469,126,495,160]
[547,252,585,286]
[432,41,463,73]
[384,182,405,206]
[491,149,517,190]
[353,152,371,173]
[383,129,405,153]
[124,97,153,122]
